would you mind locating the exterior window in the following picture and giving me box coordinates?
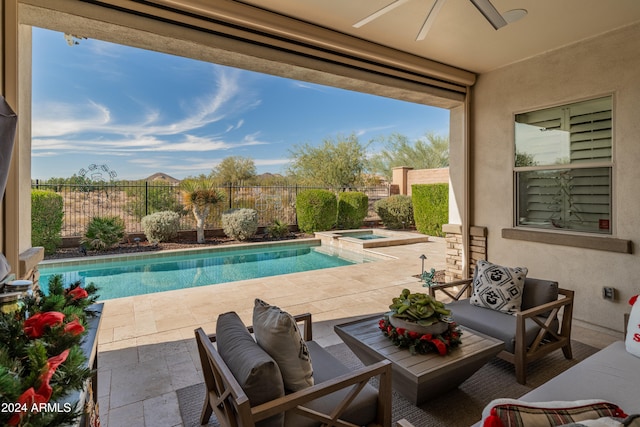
[514,96,612,234]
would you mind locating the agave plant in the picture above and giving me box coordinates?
[180,178,225,243]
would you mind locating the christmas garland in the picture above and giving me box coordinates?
[0,275,99,427]
[379,315,462,356]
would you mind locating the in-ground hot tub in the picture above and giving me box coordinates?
[315,229,429,252]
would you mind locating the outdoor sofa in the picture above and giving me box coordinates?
[473,317,640,426]
[194,307,392,427]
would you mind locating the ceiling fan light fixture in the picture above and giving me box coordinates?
[469,0,508,30]
[503,8,528,24]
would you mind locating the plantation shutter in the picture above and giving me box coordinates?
[516,96,612,232]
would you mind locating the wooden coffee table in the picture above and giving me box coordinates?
[334,314,504,405]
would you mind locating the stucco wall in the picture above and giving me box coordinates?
[406,167,449,192]
[471,22,640,333]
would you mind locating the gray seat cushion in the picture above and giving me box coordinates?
[284,341,379,427]
[447,299,556,353]
[216,312,285,427]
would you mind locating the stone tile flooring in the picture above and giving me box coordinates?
[95,238,621,426]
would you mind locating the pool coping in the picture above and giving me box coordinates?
[39,237,396,270]
[39,238,326,269]
[315,229,429,249]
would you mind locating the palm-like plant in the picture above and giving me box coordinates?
[180,178,224,243]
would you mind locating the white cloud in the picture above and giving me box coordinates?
[31,68,269,155]
[292,82,326,92]
[354,124,397,137]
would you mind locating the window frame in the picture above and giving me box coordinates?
[513,95,614,235]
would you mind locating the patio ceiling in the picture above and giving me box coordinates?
[235,0,640,73]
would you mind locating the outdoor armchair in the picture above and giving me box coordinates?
[429,275,574,384]
[194,312,393,427]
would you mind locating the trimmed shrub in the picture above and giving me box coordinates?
[337,191,368,229]
[295,189,337,233]
[141,211,180,243]
[81,216,125,250]
[31,189,64,254]
[267,219,290,239]
[374,195,414,229]
[412,183,449,237]
[222,208,258,241]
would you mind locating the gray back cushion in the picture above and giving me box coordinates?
[521,278,559,311]
[216,311,285,427]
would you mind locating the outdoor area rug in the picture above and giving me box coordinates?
[177,340,598,427]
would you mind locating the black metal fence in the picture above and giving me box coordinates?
[31,182,390,237]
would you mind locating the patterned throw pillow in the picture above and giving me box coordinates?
[470,260,528,314]
[481,399,628,427]
[253,299,314,392]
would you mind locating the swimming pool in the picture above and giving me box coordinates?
[38,240,381,300]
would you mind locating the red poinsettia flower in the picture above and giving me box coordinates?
[67,286,89,300]
[378,319,385,329]
[63,318,85,336]
[396,327,406,336]
[23,312,65,338]
[419,333,433,341]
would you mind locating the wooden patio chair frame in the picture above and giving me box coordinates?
[194,313,393,427]
[429,278,574,384]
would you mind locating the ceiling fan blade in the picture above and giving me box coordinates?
[353,0,412,28]
[416,0,446,41]
[469,0,508,29]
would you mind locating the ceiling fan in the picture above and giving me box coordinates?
[353,0,508,41]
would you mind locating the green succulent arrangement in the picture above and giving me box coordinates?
[389,288,451,326]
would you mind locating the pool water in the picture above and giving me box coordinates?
[354,234,387,240]
[39,243,377,300]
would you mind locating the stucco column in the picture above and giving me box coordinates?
[1,0,20,275]
[391,166,412,195]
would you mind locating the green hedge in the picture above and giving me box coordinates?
[412,183,448,237]
[374,195,414,229]
[31,189,64,254]
[296,189,337,233]
[337,192,368,229]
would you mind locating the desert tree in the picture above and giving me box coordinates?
[369,133,449,181]
[210,156,257,184]
[287,133,370,190]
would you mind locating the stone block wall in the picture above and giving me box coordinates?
[442,224,487,281]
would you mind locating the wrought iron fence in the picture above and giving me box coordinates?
[31,182,390,237]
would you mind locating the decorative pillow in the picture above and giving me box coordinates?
[253,299,314,392]
[470,260,528,314]
[625,295,640,358]
[481,399,628,427]
[216,311,285,427]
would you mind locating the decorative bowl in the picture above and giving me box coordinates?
[388,314,449,335]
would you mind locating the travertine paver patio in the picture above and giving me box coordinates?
[95,238,620,427]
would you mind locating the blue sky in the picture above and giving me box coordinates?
[31,27,449,181]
